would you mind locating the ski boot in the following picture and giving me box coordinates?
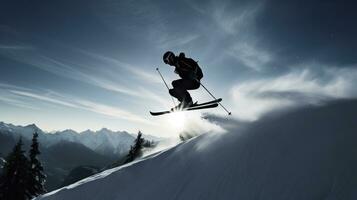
[171,100,194,111]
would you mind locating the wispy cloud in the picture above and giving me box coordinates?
[78,50,161,84]
[210,1,263,35]
[0,83,33,91]
[185,0,269,71]
[0,45,32,50]
[227,42,272,71]
[0,43,175,109]
[215,1,270,71]
[74,50,176,105]
[0,84,40,110]
[0,95,39,110]
[0,46,149,97]
[34,55,145,98]
[73,99,154,125]
[230,66,357,121]
[10,90,78,108]
[7,87,155,125]
[157,34,200,49]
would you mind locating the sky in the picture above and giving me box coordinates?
[0,0,356,137]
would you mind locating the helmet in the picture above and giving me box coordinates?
[163,51,175,65]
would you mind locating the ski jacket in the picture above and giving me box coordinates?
[174,54,203,81]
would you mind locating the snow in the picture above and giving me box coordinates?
[35,100,357,200]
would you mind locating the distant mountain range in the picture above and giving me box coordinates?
[0,121,161,157]
[0,121,162,191]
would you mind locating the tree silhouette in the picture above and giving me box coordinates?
[0,133,46,200]
[28,132,46,196]
[125,131,144,164]
[0,138,31,200]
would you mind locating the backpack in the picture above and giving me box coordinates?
[177,53,203,80]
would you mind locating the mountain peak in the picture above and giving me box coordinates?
[0,122,6,128]
[0,121,12,128]
[25,123,39,130]
[80,129,94,134]
[62,129,77,133]
[98,128,112,133]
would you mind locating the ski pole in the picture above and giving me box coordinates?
[199,82,232,115]
[156,68,176,107]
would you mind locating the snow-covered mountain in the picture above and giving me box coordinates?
[79,128,135,155]
[41,128,136,156]
[0,122,159,156]
[0,122,41,141]
[37,99,357,200]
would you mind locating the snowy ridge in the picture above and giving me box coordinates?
[49,128,136,155]
[0,122,40,140]
[36,100,357,200]
[0,122,159,156]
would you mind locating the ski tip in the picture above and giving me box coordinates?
[150,110,171,116]
[149,111,157,116]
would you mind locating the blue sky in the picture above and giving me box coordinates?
[0,0,356,136]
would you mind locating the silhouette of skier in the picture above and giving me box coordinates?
[163,51,203,109]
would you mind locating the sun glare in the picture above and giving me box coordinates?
[167,112,187,131]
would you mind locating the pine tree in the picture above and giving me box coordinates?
[125,131,144,163]
[28,132,46,197]
[0,138,31,200]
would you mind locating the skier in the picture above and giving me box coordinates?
[163,51,203,109]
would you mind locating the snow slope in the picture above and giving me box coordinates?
[36,100,357,200]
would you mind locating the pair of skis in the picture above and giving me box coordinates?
[150,98,222,116]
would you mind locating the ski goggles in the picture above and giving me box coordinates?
[164,56,170,64]
[164,54,174,64]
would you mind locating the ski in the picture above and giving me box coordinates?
[150,103,218,116]
[190,98,222,108]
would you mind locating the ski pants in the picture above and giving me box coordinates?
[169,79,200,103]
